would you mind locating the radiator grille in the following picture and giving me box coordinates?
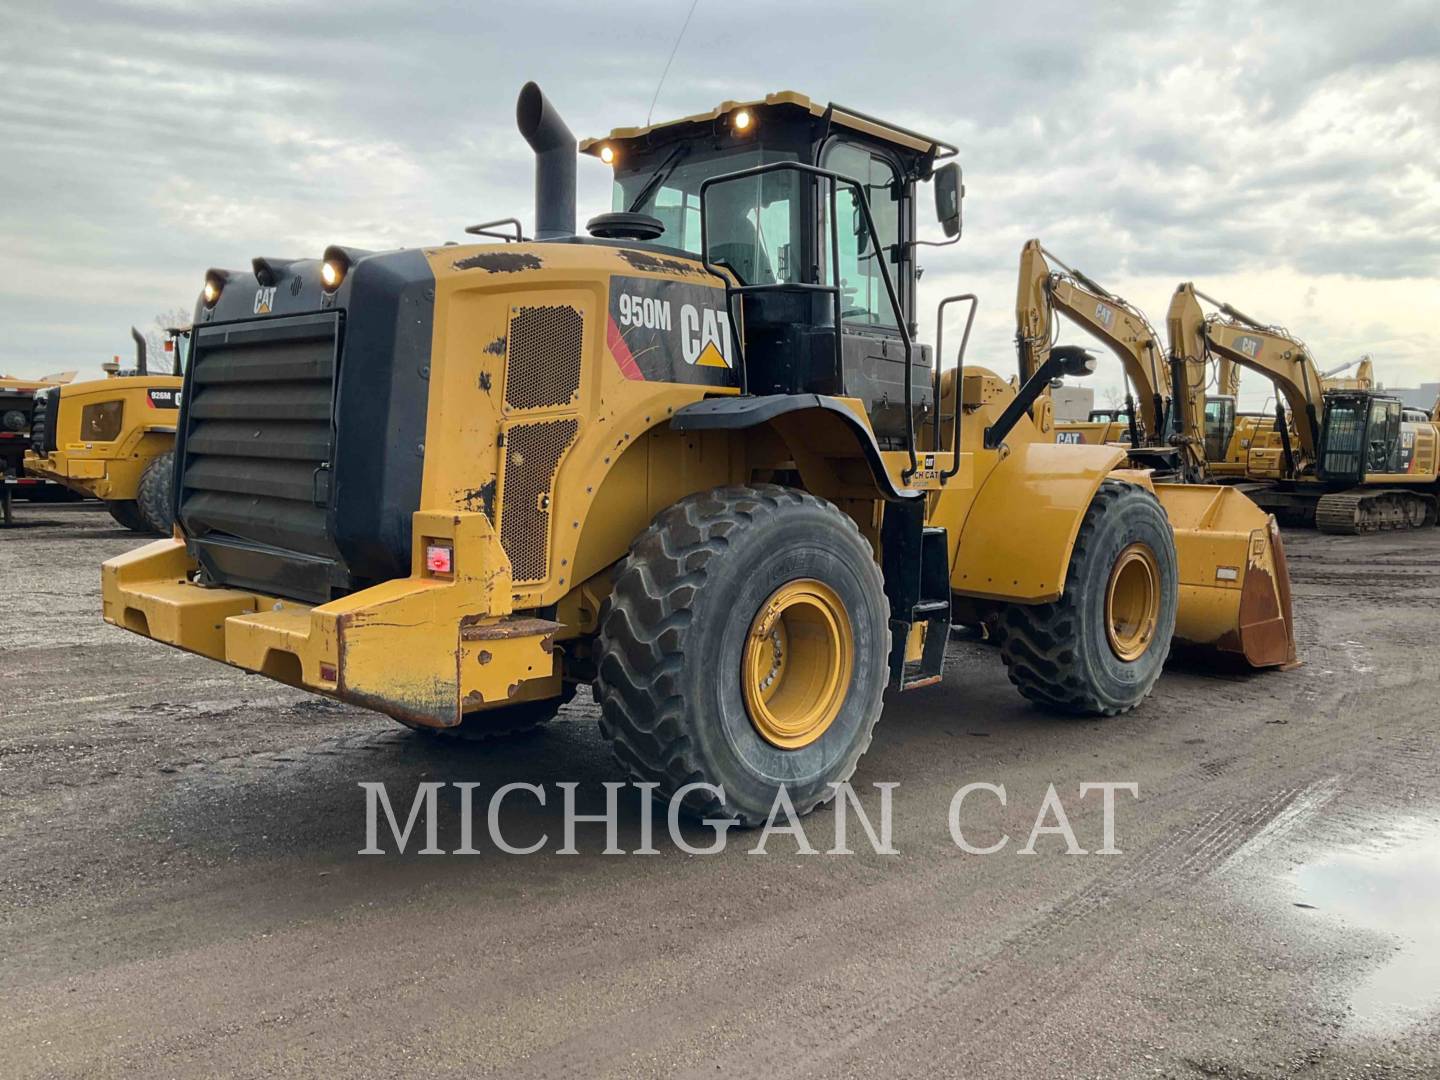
[180,314,339,560]
[499,418,578,584]
[504,305,583,411]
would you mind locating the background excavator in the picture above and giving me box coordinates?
[1168,284,1439,532]
[1017,240,1243,486]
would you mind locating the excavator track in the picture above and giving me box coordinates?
[1315,488,1437,534]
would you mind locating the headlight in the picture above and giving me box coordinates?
[321,259,345,290]
[732,108,753,132]
[599,144,616,165]
[203,271,225,306]
[80,401,124,442]
[2,409,26,433]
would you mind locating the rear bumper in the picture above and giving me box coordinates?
[101,512,563,727]
[24,450,122,500]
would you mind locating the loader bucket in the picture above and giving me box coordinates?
[1152,484,1298,668]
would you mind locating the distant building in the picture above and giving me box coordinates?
[1385,381,1440,410]
[1051,385,1095,422]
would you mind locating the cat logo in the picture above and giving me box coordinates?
[1057,431,1084,445]
[680,303,733,368]
[253,286,277,315]
[1093,301,1115,329]
[1234,334,1263,359]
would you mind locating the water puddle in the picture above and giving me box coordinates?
[1291,818,1440,1032]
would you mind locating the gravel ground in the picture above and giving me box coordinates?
[2,500,1438,1079]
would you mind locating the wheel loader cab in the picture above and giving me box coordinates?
[585,95,959,451]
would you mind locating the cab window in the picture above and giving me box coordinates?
[820,140,901,329]
[614,148,799,283]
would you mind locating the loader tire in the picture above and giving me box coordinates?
[137,450,176,535]
[105,499,151,533]
[596,484,890,827]
[998,479,1177,717]
[391,685,575,742]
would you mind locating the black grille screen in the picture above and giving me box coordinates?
[30,390,57,455]
[180,313,341,565]
[505,305,583,411]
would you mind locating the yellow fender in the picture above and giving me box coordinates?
[950,441,1126,603]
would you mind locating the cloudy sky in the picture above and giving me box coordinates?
[2,0,1437,408]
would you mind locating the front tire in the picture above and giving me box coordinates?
[998,480,1178,716]
[596,485,891,826]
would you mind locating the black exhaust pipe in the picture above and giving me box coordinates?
[130,326,148,376]
[516,82,576,241]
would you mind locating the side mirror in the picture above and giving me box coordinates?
[933,162,963,239]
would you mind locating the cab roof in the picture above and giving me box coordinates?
[579,91,956,160]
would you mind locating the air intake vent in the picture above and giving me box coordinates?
[504,305,583,411]
[499,417,578,584]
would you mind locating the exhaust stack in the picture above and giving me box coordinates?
[516,82,576,240]
[130,326,148,376]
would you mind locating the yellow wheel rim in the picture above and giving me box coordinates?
[742,579,854,750]
[1105,543,1161,662]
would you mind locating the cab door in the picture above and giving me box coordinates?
[819,139,930,447]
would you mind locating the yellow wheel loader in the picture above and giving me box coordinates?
[25,327,186,534]
[102,85,1296,823]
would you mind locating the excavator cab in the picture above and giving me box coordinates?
[1203,395,1236,463]
[1318,391,1404,483]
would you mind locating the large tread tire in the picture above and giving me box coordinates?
[105,499,151,533]
[998,479,1178,717]
[137,450,176,535]
[391,685,575,743]
[596,484,891,827]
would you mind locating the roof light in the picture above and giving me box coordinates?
[732,109,752,132]
[599,144,615,165]
[321,258,345,290]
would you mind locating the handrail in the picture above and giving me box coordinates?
[698,160,919,478]
[934,294,978,481]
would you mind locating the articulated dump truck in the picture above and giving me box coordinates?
[103,84,1296,823]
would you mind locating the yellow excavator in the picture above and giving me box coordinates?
[1168,284,1439,532]
[102,85,1296,823]
[1018,240,1256,487]
[25,328,186,533]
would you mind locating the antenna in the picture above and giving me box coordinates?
[646,0,701,126]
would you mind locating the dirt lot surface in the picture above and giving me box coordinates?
[3,501,1438,1079]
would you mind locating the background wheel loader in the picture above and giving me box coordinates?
[103,84,1295,824]
[25,327,186,534]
